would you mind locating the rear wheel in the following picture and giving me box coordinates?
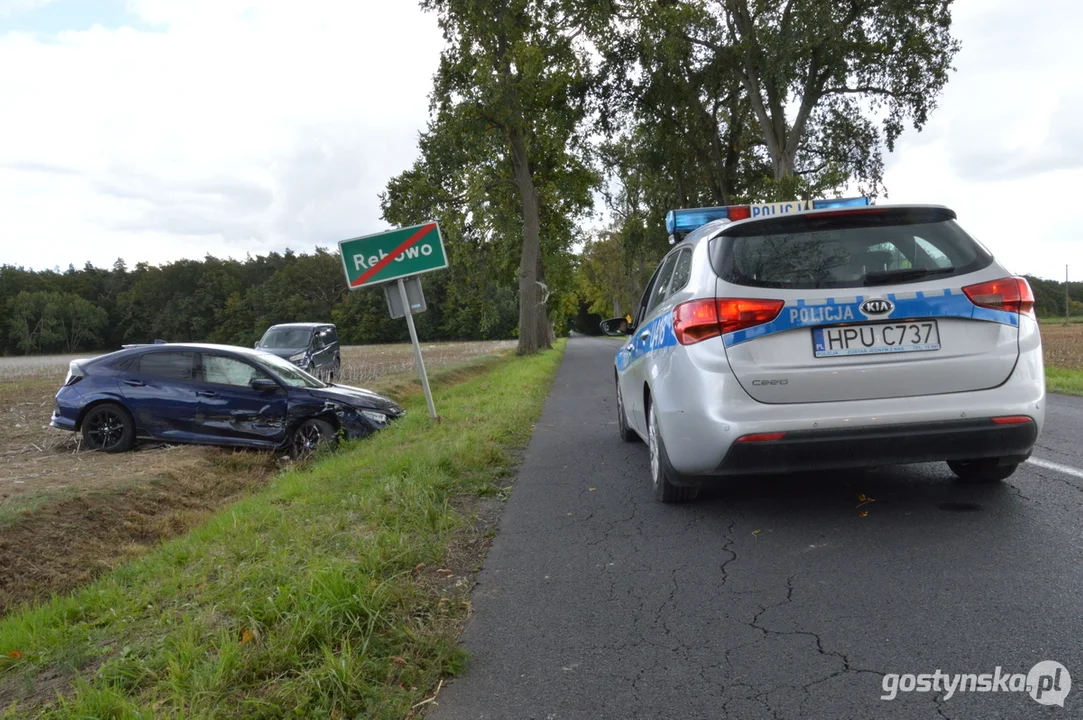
[291,418,336,459]
[616,380,636,443]
[948,458,1019,483]
[81,403,135,453]
[647,400,698,503]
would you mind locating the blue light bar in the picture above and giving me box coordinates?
[665,207,740,235]
[811,196,870,210]
[666,196,872,237]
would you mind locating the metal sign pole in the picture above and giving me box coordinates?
[398,278,438,420]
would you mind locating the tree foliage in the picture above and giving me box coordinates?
[576,0,963,317]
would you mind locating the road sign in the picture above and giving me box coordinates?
[384,275,426,319]
[338,222,448,289]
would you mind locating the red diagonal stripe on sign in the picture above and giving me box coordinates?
[350,223,437,287]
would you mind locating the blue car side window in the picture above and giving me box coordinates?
[137,352,196,381]
[202,355,270,387]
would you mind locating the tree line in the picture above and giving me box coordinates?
[2,259,1077,356]
[0,252,523,355]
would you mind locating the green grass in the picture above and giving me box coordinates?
[1047,367,1083,396]
[1038,316,1083,324]
[0,341,566,718]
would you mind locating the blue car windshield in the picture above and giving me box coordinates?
[260,328,311,349]
[256,352,327,388]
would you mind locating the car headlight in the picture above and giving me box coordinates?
[361,409,388,424]
[289,352,306,362]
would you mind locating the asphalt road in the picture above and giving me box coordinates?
[432,337,1083,720]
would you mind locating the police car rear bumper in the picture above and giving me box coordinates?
[714,417,1037,476]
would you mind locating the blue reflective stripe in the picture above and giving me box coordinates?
[724,289,1017,347]
[616,289,1018,363]
[615,312,678,372]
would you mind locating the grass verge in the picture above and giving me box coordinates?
[0,340,566,718]
[1046,367,1083,396]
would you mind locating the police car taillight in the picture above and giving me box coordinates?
[962,277,1035,318]
[673,298,784,345]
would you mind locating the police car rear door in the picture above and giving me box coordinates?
[710,207,1025,404]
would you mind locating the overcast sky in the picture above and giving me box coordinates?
[0,0,1078,281]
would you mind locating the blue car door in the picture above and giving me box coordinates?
[195,353,289,447]
[118,350,207,441]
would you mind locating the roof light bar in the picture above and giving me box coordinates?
[810,197,871,210]
[665,196,870,236]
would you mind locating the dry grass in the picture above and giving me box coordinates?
[1039,324,1083,372]
[337,340,516,384]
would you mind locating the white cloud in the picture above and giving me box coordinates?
[0,0,57,18]
[0,1,442,269]
[882,0,1083,280]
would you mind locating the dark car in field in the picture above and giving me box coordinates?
[49,343,404,455]
[255,323,341,382]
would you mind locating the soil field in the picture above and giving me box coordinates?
[0,341,513,614]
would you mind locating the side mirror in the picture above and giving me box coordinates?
[253,342,260,349]
[251,378,279,393]
[600,317,631,337]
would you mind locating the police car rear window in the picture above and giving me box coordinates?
[710,208,993,290]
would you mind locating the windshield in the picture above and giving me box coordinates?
[711,209,993,290]
[259,328,312,349]
[254,352,326,388]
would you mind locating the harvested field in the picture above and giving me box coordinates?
[0,340,513,614]
[1039,323,1083,371]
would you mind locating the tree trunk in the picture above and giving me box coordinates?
[509,125,548,354]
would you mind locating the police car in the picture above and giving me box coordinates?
[601,198,1045,502]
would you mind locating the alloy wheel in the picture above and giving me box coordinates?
[86,410,125,450]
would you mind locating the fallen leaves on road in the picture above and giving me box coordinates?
[858,511,869,518]
[752,529,761,536]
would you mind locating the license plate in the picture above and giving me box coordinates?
[813,321,941,358]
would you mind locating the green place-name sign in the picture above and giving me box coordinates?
[338,222,448,289]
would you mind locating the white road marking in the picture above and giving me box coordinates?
[1028,457,1083,480]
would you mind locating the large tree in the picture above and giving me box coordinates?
[724,0,961,195]
[418,0,596,354]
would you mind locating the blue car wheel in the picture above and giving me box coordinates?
[82,403,135,453]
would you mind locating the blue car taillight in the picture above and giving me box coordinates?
[63,361,86,387]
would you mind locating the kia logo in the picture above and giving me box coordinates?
[860,298,894,315]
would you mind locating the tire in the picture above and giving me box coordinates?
[291,418,336,459]
[947,458,1020,483]
[616,380,637,443]
[81,403,135,453]
[647,399,698,503]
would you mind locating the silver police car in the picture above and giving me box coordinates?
[602,198,1045,502]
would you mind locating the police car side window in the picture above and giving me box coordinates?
[646,253,679,315]
[669,248,693,293]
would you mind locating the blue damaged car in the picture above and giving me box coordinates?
[50,343,404,455]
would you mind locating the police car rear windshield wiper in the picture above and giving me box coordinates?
[863,267,955,286]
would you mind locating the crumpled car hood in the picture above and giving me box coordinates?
[307,384,404,416]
